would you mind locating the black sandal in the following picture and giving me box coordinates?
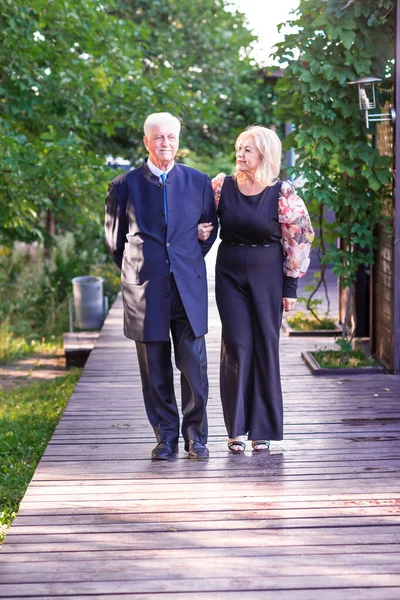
[228,440,246,454]
[251,440,270,452]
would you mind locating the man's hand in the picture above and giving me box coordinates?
[198,222,213,241]
[282,297,297,312]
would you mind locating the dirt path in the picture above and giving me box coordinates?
[0,349,67,390]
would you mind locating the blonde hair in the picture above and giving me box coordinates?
[143,112,181,136]
[234,126,282,187]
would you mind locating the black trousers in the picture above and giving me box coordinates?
[135,276,208,448]
[216,242,284,441]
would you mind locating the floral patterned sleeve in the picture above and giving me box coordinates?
[278,180,315,278]
[211,173,226,207]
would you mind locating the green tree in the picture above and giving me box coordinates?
[101,0,261,159]
[0,0,134,243]
[274,0,394,330]
[0,0,265,245]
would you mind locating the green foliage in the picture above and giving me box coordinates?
[0,236,121,345]
[287,311,337,331]
[0,330,60,364]
[274,0,394,290]
[312,349,377,369]
[182,65,283,176]
[334,335,353,364]
[0,121,111,245]
[0,0,117,243]
[297,284,325,320]
[91,261,122,308]
[0,0,267,246]
[224,67,286,148]
[109,0,260,158]
[335,337,353,355]
[183,152,235,179]
[0,372,80,542]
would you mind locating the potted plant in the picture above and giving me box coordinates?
[302,336,384,375]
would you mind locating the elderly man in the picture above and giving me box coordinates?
[105,112,217,460]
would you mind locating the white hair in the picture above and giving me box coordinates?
[143,112,181,136]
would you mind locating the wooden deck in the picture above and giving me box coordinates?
[1,256,400,598]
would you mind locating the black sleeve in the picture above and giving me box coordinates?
[104,183,127,271]
[283,275,298,299]
[198,175,218,256]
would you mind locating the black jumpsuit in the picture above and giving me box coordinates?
[215,176,297,441]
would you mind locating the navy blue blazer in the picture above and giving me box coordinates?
[105,162,217,341]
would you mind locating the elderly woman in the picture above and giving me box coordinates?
[199,126,314,453]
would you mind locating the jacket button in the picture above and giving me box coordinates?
[165,259,170,265]
[160,211,165,216]
[165,277,169,282]
[166,242,170,247]
[165,293,170,297]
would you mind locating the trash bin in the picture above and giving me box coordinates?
[71,276,104,330]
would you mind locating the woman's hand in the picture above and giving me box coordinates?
[282,297,297,312]
[198,222,214,241]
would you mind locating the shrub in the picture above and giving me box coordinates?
[0,235,120,358]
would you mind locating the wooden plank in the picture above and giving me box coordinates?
[2,545,400,564]
[21,475,400,489]
[25,467,400,482]
[1,574,400,596]
[0,563,400,585]
[375,282,393,304]
[379,258,393,276]
[2,288,400,598]
[63,332,100,351]
[2,529,400,554]
[13,500,400,519]
[5,516,400,537]
[63,332,100,368]
[375,270,393,291]
[2,551,400,574]
[9,506,400,528]
[1,592,399,600]
[17,481,400,499]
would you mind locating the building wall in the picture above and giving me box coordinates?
[372,105,394,369]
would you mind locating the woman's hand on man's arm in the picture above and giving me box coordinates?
[198,222,214,241]
[282,298,297,312]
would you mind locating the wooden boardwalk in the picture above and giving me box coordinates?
[1,256,400,599]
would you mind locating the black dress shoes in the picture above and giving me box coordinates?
[186,440,209,460]
[151,442,178,460]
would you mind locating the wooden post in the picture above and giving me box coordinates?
[394,1,400,373]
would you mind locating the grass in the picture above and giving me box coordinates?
[0,328,62,364]
[0,237,121,364]
[287,311,337,331]
[0,372,81,543]
[312,349,377,369]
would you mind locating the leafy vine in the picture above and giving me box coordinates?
[274,0,394,337]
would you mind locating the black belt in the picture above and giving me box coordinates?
[223,241,270,248]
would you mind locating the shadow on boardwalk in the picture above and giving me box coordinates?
[1,250,400,599]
